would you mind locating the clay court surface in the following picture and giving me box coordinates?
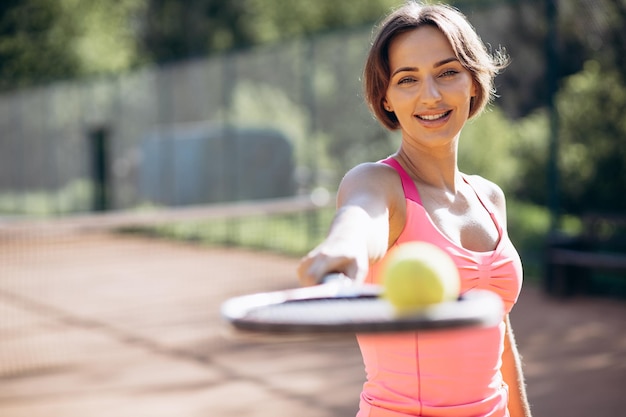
[1,233,624,417]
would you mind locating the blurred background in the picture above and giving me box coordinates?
[1,0,626,275]
[1,0,625,288]
[0,1,625,416]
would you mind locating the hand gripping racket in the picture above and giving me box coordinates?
[221,274,503,335]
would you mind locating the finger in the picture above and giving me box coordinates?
[297,255,321,287]
[309,256,358,285]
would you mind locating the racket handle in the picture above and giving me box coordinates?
[320,273,381,298]
[321,273,353,285]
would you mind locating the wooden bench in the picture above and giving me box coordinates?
[544,214,626,296]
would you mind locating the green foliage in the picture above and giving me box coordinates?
[61,0,144,74]
[508,109,551,204]
[458,105,551,205]
[506,199,581,281]
[138,0,403,63]
[556,60,626,214]
[558,0,626,83]
[140,0,255,61]
[506,199,550,280]
[0,0,143,90]
[244,0,402,43]
[0,0,79,90]
[0,180,92,215]
[3,0,624,120]
[459,107,519,193]
[507,199,553,249]
[464,60,626,218]
[123,207,336,257]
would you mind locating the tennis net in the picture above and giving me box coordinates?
[0,194,334,255]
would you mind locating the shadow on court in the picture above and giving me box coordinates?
[0,234,624,417]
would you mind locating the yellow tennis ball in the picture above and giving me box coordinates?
[381,242,461,311]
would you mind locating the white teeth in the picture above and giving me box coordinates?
[418,112,449,121]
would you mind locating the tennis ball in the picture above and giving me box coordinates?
[381,242,460,311]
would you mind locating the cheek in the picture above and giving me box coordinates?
[388,88,415,106]
[449,81,475,105]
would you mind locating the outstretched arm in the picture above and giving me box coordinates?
[297,163,398,286]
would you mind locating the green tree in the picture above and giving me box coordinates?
[452,0,626,218]
[245,0,402,43]
[62,0,144,74]
[509,60,626,215]
[556,61,626,214]
[0,0,142,91]
[137,0,403,63]
[0,0,79,90]
[139,0,254,62]
[458,107,520,194]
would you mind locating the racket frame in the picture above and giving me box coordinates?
[221,275,503,335]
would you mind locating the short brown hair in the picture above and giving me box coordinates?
[363,2,509,130]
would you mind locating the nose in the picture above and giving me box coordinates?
[420,76,442,105]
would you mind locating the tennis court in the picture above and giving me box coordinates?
[1,230,625,416]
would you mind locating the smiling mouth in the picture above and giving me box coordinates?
[416,110,452,121]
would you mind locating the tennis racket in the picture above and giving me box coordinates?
[221,274,503,335]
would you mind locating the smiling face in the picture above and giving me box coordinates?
[383,25,476,147]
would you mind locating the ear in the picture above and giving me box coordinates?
[470,81,478,98]
[382,98,393,112]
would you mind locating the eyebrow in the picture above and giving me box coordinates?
[390,57,459,77]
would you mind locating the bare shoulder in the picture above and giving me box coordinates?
[344,161,399,178]
[339,162,406,245]
[340,162,402,195]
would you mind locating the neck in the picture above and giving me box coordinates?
[394,142,461,193]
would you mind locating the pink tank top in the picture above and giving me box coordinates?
[356,157,523,417]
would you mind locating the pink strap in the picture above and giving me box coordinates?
[462,176,504,236]
[380,157,422,203]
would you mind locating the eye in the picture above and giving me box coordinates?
[440,69,459,78]
[398,76,417,85]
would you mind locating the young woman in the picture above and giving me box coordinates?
[297,3,532,417]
